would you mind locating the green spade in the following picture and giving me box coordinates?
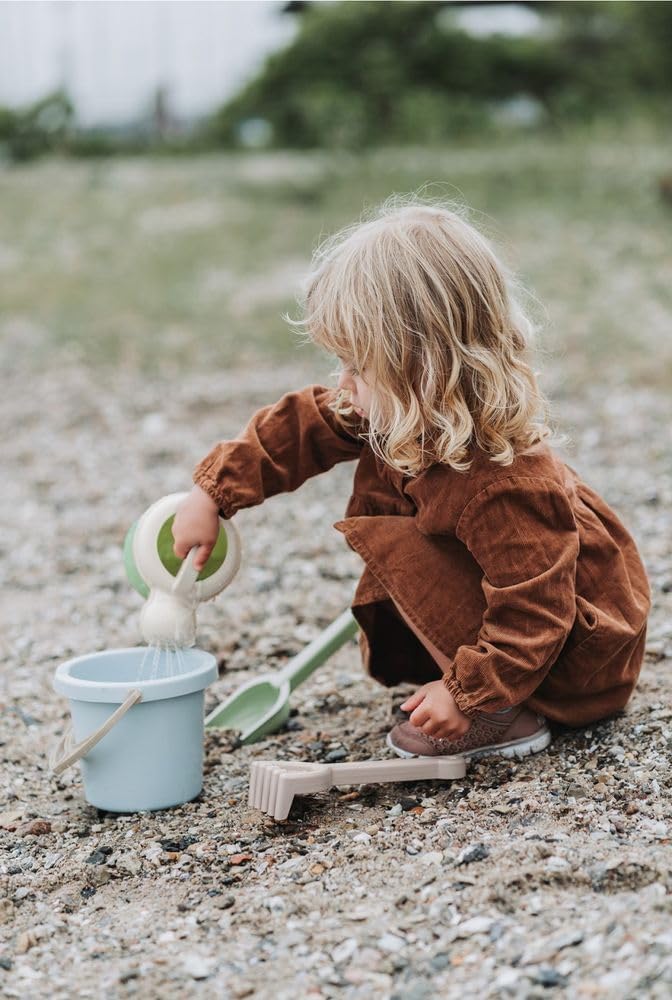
[205,609,359,744]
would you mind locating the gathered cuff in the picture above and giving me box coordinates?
[441,673,481,719]
[441,672,518,719]
[193,467,238,520]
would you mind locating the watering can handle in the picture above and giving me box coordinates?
[49,689,143,776]
[171,546,201,600]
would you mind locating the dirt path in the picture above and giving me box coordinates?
[1,361,671,999]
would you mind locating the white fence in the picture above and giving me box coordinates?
[0,0,296,126]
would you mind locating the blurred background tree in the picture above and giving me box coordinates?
[1,1,669,161]
[0,90,73,161]
[205,0,672,150]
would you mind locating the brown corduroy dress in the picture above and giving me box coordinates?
[194,385,650,728]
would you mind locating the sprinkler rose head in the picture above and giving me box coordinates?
[125,492,241,648]
[139,592,197,648]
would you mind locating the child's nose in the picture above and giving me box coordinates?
[337,370,352,392]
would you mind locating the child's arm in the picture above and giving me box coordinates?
[173,385,363,569]
[446,477,580,715]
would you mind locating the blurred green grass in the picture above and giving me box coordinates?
[1,123,670,386]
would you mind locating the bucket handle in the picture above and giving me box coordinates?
[49,689,143,776]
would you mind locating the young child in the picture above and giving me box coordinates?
[172,199,650,760]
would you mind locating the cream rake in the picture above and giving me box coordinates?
[248,755,467,821]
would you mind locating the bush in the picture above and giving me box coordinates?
[0,91,73,162]
[206,0,672,150]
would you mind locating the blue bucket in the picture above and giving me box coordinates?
[52,647,218,812]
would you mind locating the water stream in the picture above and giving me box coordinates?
[137,643,191,682]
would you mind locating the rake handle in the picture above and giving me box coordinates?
[327,756,467,784]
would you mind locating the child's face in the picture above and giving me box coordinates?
[336,361,372,418]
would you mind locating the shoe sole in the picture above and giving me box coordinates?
[386,725,552,761]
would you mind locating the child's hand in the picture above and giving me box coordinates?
[172,485,220,572]
[400,680,471,740]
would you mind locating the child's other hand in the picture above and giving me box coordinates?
[172,485,220,571]
[400,680,471,740]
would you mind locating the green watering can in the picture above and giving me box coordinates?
[124,493,359,745]
[205,609,359,743]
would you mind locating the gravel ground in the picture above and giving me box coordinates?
[1,358,671,999]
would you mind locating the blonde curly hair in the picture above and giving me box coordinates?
[289,195,550,476]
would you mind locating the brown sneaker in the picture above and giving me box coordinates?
[386,706,551,760]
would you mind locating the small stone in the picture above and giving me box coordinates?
[456,916,495,937]
[395,980,432,1000]
[332,938,358,964]
[16,931,37,954]
[160,836,198,852]
[19,819,51,836]
[378,932,406,953]
[430,953,451,971]
[324,748,348,763]
[532,967,567,987]
[116,853,142,876]
[553,929,584,951]
[546,856,570,873]
[495,969,519,988]
[85,850,109,866]
[228,853,253,866]
[181,953,215,980]
[214,894,235,910]
[0,899,15,925]
[421,851,443,865]
[455,843,489,865]
[86,867,111,887]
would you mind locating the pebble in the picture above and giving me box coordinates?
[181,953,216,980]
[2,345,671,996]
[214,894,235,910]
[546,855,571,873]
[421,851,443,865]
[331,938,358,964]
[455,916,496,937]
[532,966,567,987]
[18,819,51,837]
[455,843,490,865]
[377,933,406,953]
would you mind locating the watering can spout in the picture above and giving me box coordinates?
[139,592,197,648]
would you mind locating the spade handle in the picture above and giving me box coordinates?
[278,609,358,692]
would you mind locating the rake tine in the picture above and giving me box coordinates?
[248,761,262,809]
[273,773,296,821]
[268,766,283,819]
[248,762,256,807]
[260,764,275,814]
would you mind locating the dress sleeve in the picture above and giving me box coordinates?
[193,384,364,517]
[444,476,580,715]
